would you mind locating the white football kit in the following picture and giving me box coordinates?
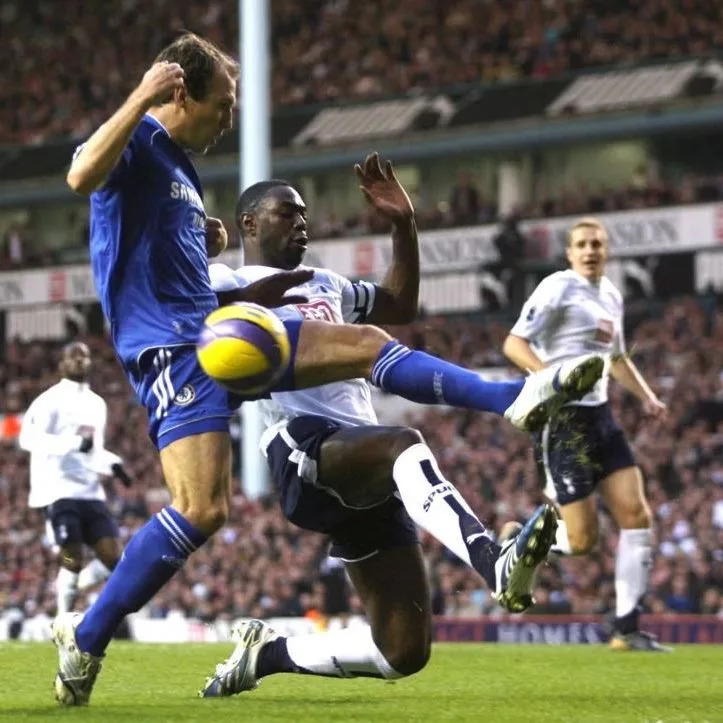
[510,269,625,406]
[209,263,379,445]
[19,379,121,507]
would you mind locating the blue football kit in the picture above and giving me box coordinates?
[86,114,236,449]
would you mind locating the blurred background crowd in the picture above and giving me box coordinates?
[5,167,723,272]
[0,294,720,631]
[2,0,723,145]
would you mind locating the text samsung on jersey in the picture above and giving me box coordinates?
[170,181,204,211]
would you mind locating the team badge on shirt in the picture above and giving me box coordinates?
[174,384,195,406]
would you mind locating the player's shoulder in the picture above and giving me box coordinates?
[534,269,577,296]
[600,275,624,304]
[306,266,348,289]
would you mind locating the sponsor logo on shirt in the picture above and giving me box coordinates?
[296,299,337,322]
[594,319,613,344]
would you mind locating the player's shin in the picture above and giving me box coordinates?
[370,341,523,415]
[391,443,499,589]
[258,627,403,680]
[74,507,206,657]
[614,528,653,632]
[56,567,80,614]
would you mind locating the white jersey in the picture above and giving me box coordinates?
[209,263,379,445]
[19,378,121,507]
[510,269,625,405]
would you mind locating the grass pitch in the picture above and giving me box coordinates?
[0,642,720,722]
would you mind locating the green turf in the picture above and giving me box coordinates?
[0,642,721,722]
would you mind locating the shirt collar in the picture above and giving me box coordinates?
[143,113,171,138]
[58,378,89,392]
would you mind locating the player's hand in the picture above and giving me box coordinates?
[234,269,314,307]
[111,463,133,488]
[642,396,667,420]
[133,62,186,109]
[355,152,414,224]
[206,217,228,258]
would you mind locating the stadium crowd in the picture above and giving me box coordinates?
[5,166,723,272]
[3,0,723,146]
[0,294,720,632]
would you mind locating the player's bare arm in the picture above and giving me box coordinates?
[610,355,667,419]
[67,62,185,195]
[502,334,546,372]
[356,152,419,325]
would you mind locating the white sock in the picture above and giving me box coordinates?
[392,443,494,568]
[615,528,653,618]
[551,518,572,555]
[286,625,402,679]
[56,567,79,614]
[77,558,111,590]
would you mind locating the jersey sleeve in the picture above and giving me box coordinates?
[72,135,136,189]
[510,274,569,341]
[337,273,377,323]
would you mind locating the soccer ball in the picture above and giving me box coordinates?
[197,302,291,395]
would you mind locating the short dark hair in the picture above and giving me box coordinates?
[155,32,238,102]
[235,180,295,230]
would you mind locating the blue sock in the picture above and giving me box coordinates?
[75,507,206,656]
[370,341,524,416]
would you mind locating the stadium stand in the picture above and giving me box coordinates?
[2,0,723,145]
[1,293,720,630]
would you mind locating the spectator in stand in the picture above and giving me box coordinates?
[449,172,480,227]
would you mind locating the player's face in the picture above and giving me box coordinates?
[60,342,91,381]
[182,68,236,154]
[255,186,308,270]
[567,226,608,281]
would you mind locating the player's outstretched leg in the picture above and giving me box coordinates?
[494,504,558,613]
[368,343,603,432]
[51,613,103,706]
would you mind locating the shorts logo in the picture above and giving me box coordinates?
[174,384,195,406]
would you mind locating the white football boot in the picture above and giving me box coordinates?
[200,619,278,697]
[504,353,604,432]
[51,612,102,706]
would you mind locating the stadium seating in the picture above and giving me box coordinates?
[0,295,720,627]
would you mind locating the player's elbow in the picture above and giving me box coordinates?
[66,165,95,196]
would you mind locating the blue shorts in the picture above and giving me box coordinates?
[534,403,636,506]
[265,415,419,562]
[131,321,302,450]
[46,499,118,547]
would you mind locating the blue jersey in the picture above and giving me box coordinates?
[85,114,217,371]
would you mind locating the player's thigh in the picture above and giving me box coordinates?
[346,544,432,674]
[46,500,84,564]
[599,466,652,530]
[319,425,423,507]
[293,321,391,388]
[160,430,232,531]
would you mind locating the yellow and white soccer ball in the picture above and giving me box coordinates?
[197,302,291,395]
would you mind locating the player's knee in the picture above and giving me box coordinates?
[174,500,228,535]
[567,527,598,555]
[617,500,652,530]
[387,427,425,459]
[382,637,431,678]
[356,325,393,369]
